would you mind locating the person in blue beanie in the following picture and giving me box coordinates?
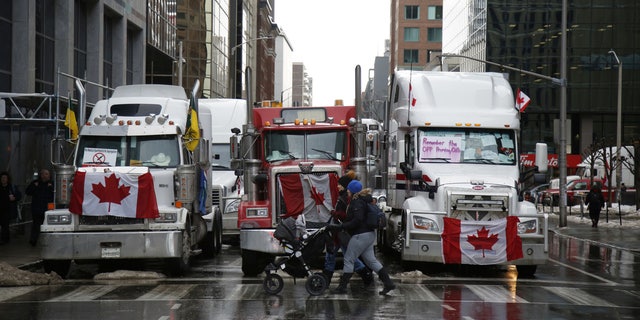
[328,179,396,295]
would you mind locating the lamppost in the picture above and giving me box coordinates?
[230,36,276,99]
[280,85,306,107]
[609,50,622,203]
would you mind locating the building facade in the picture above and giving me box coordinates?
[391,0,443,71]
[443,0,640,156]
[290,62,312,107]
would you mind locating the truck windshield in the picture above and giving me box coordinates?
[418,128,516,165]
[265,131,347,162]
[75,135,180,167]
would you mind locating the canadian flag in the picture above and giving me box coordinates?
[278,173,338,223]
[515,88,531,113]
[409,83,417,107]
[69,171,159,218]
[441,216,523,265]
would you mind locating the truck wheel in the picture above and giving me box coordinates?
[167,222,192,276]
[516,265,537,278]
[43,260,71,278]
[201,231,217,258]
[241,250,273,276]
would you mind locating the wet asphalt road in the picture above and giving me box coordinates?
[0,232,639,319]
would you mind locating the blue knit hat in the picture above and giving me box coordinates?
[347,180,362,194]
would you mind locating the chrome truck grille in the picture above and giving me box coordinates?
[449,193,509,221]
[79,215,144,225]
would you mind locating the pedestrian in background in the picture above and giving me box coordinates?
[585,184,605,228]
[322,171,373,287]
[0,171,22,244]
[25,169,54,246]
[329,179,396,295]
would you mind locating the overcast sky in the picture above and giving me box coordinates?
[274,0,390,106]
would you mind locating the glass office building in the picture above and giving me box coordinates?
[444,0,639,155]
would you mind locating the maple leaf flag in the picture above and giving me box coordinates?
[441,216,523,265]
[278,173,338,223]
[515,88,531,113]
[69,171,159,218]
[409,83,417,107]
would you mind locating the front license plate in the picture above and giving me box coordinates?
[101,247,121,258]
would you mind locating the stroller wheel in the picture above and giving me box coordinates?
[263,274,284,295]
[306,273,328,296]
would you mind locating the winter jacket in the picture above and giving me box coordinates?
[340,189,375,236]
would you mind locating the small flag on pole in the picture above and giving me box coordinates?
[184,96,200,151]
[409,83,417,107]
[64,106,78,140]
[515,88,531,113]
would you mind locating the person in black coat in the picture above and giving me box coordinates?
[328,180,396,295]
[585,185,605,228]
[0,172,22,244]
[25,169,54,246]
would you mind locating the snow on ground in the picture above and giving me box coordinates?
[542,203,640,229]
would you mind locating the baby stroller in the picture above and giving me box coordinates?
[263,217,331,296]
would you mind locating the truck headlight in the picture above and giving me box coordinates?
[246,207,268,217]
[225,199,240,214]
[47,213,72,225]
[518,219,537,234]
[156,212,177,223]
[413,216,439,231]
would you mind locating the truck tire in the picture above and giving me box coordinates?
[43,259,71,278]
[241,249,273,276]
[166,220,192,276]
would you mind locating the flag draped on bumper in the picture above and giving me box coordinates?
[441,216,523,264]
[69,171,159,218]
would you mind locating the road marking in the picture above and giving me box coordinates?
[548,258,620,285]
[0,286,39,301]
[48,285,118,301]
[137,284,196,301]
[544,286,618,307]
[466,285,528,303]
[407,285,440,301]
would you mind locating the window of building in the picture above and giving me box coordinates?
[428,6,442,20]
[126,29,134,85]
[428,28,442,42]
[103,16,113,98]
[0,0,12,91]
[405,5,419,20]
[35,0,55,94]
[404,27,419,42]
[403,49,419,64]
[74,0,87,94]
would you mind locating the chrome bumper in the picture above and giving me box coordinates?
[40,231,183,260]
[240,229,285,254]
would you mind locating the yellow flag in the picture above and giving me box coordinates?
[64,107,78,140]
[184,105,200,152]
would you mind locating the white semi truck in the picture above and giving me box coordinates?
[198,99,248,242]
[381,71,548,276]
[40,81,221,277]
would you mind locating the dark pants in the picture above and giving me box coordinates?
[30,212,44,244]
[589,208,601,226]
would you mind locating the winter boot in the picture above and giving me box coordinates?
[356,267,374,288]
[330,273,353,294]
[322,270,334,286]
[377,268,396,295]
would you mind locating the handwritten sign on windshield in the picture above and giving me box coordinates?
[420,136,462,162]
